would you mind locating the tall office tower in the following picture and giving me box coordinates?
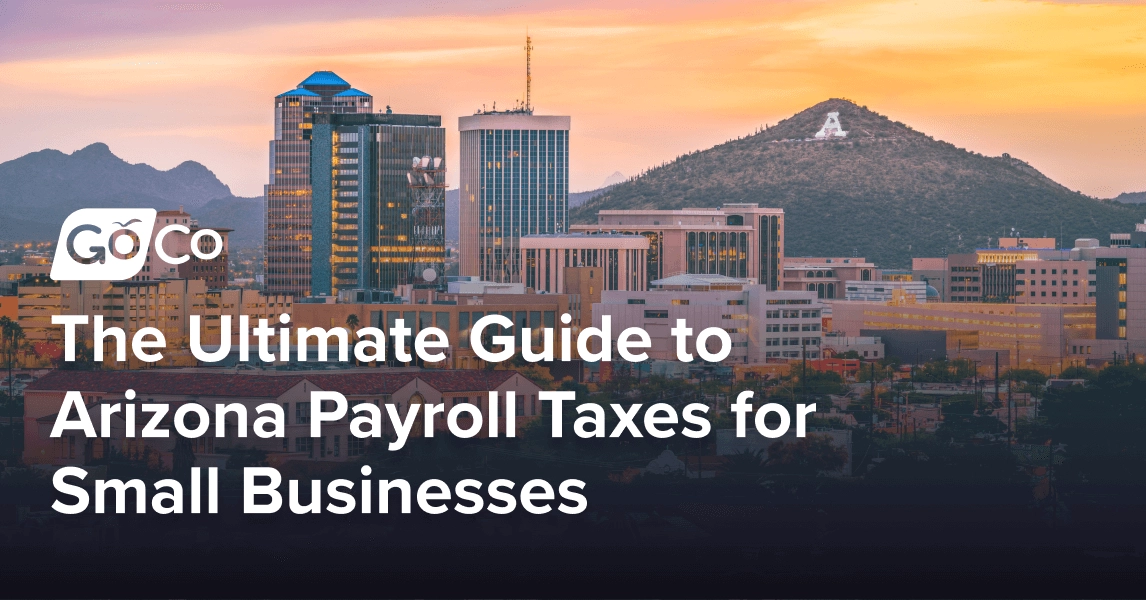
[309,113,444,296]
[265,71,374,296]
[265,71,445,296]
[458,113,570,282]
[457,38,569,282]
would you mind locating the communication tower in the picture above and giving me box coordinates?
[406,155,447,288]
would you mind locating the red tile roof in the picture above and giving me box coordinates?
[304,372,418,396]
[417,370,519,392]
[25,369,529,398]
[25,371,306,398]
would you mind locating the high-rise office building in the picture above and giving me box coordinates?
[458,112,570,283]
[309,113,444,296]
[265,71,444,297]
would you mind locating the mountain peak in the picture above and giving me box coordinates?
[571,99,1146,268]
[0,143,238,241]
[71,142,116,158]
[757,98,921,143]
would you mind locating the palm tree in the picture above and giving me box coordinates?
[0,317,24,401]
[345,314,360,366]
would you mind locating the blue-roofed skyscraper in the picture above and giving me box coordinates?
[265,71,444,297]
[265,72,370,296]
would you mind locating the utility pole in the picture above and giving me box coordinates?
[1007,369,1014,445]
[869,361,876,426]
[972,360,980,413]
[994,351,1000,406]
[802,340,807,403]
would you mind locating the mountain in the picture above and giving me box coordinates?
[1112,191,1146,204]
[601,171,627,187]
[571,99,1146,268]
[0,143,260,245]
[569,185,613,208]
[196,196,264,248]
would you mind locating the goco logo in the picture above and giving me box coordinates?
[50,209,224,281]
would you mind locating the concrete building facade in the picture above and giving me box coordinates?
[23,370,542,466]
[782,257,878,300]
[593,275,823,365]
[519,233,649,294]
[831,300,1095,369]
[459,113,570,284]
[570,204,784,290]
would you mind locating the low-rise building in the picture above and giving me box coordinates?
[520,233,649,293]
[23,369,542,466]
[569,203,784,290]
[831,299,1094,369]
[782,256,879,300]
[15,276,290,350]
[292,291,574,372]
[843,279,928,302]
[593,274,824,365]
[821,334,884,359]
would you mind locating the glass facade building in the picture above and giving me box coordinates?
[459,113,571,283]
[310,114,445,296]
[266,71,374,296]
[265,71,443,297]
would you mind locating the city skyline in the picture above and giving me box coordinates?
[0,0,1144,198]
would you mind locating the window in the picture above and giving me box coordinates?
[644,310,668,319]
[295,437,314,457]
[627,299,645,305]
[672,299,689,306]
[296,403,310,425]
[348,437,364,457]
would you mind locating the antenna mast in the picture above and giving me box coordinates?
[525,35,533,113]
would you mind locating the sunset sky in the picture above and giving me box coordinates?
[0,0,1143,197]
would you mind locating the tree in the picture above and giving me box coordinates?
[1059,365,1097,381]
[764,435,848,475]
[1040,363,1146,485]
[0,317,25,401]
[345,313,361,365]
[1002,368,1046,387]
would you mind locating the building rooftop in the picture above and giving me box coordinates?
[278,88,321,98]
[650,273,748,290]
[26,370,524,398]
[524,232,639,239]
[299,71,350,87]
[334,88,371,97]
